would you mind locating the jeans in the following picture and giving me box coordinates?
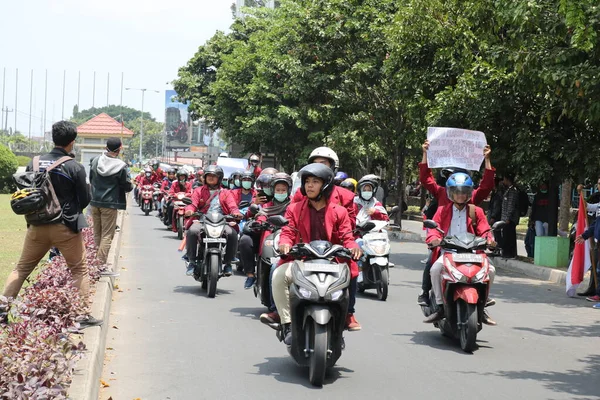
[186,223,238,265]
[421,251,434,292]
[430,255,496,305]
[502,221,518,258]
[91,206,119,265]
[535,221,549,237]
[269,263,277,312]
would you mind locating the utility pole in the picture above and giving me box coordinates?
[2,107,13,133]
[1,67,5,131]
[125,87,159,163]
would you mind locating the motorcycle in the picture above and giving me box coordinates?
[166,121,189,143]
[421,219,504,353]
[152,183,162,213]
[140,185,154,216]
[172,192,192,240]
[186,211,239,298]
[270,216,352,386]
[356,220,392,301]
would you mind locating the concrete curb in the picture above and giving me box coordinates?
[69,210,126,400]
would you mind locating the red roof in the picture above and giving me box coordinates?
[77,113,134,136]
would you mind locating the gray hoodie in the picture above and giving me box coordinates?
[89,152,133,210]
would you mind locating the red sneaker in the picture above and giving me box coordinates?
[586,295,600,302]
[260,312,281,331]
[345,314,362,331]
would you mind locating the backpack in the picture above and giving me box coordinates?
[518,188,530,217]
[11,156,72,225]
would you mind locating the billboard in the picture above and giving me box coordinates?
[165,90,191,151]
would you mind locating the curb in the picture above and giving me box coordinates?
[69,210,126,400]
[492,256,568,285]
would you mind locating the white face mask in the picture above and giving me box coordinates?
[361,191,373,200]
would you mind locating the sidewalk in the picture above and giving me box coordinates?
[399,218,578,286]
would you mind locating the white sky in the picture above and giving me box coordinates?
[0,0,234,136]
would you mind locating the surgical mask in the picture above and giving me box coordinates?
[145,173,151,178]
[361,191,373,200]
[234,179,241,188]
[274,193,288,203]
[222,181,229,188]
[540,189,548,194]
[242,181,253,190]
[209,190,217,196]
[263,188,272,196]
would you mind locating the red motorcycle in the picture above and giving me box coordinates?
[140,185,154,216]
[421,219,504,352]
[172,192,192,239]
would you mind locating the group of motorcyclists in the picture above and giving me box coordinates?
[131,140,500,378]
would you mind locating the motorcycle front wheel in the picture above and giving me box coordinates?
[459,301,478,353]
[309,320,329,387]
[207,253,219,298]
[376,268,389,301]
[177,216,184,240]
[178,133,188,143]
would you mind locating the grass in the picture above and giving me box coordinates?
[0,194,29,285]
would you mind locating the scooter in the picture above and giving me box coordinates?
[172,192,192,240]
[152,183,162,213]
[186,211,239,298]
[269,216,352,386]
[421,219,504,353]
[140,185,154,216]
[356,220,392,301]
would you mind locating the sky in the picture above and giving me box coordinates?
[0,0,234,137]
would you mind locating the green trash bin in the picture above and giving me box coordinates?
[534,236,570,268]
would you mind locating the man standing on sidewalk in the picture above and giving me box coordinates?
[89,138,133,265]
[2,121,101,328]
[501,172,520,259]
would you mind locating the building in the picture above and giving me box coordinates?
[235,0,276,18]
[76,113,134,175]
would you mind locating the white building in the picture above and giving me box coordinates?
[235,0,276,18]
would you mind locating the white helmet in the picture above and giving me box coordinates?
[308,146,340,171]
[219,152,229,158]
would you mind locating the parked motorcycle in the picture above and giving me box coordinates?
[140,185,154,216]
[271,219,352,386]
[421,219,504,353]
[356,220,392,301]
[186,211,239,298]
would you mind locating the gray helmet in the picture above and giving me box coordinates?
[270,172,293,194]
[204,165,224,184]
[299,163,335,200]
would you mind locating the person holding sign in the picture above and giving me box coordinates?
[417,138,496,307]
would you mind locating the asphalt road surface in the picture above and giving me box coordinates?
[99,206,600,400]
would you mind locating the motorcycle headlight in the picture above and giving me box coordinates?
[330,290,343,301]
[299,287,314,299]
[364,240,389,256]
[206,224,224,238]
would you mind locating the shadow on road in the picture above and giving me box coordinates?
[513,322,600,337]
[466,355,600,399]
[491,279,587,308]
[251,356,353,388]
[389,253,427,271]
[173,285,233,297]
[161,235,182,241]
[230,307,264,320]
[394,330,490,355]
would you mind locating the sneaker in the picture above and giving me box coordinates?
[485,298,496,307]
[115,225,121,232]
[78,315,103,329]
[586,295,600,302]
[186,263,196,276]
[482,309,497,325]
[223,265,233,277]
[423,307,444,323]
[181,254,189,262]
[593,303,600,309]
[420,258,428,264]
[244,276,256,289]
[417,292,430,306]
[260,311,280,325]
[346,314,362,331]
[281,323,292,345]
[100,270,120,278]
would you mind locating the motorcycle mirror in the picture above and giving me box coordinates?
[390,205,400,215]
[361,221,376,231]
[182,197,193,205]
[423,220,438,229]
[238,201,251,209]
[267,215,289,227]
[492,221,506,230]
[249,204,260,215]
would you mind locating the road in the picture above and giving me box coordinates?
[99,207,600,400]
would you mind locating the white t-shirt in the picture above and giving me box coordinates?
[449,205,468,236]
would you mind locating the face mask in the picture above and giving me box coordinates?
[263,188,272,197]
[234,179,241,188]
[145,173,151,178]
[274,193,288,202]
[361,191,373,200]
[540,189,548,194]
[222,181,229,188]
[251,161,258,166]
[242,181,252,190]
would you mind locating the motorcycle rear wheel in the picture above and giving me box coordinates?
[177,216,184,240]
[459,301,478,353]
[376,268,389,301]
[309,320,329,387]
[207,253,219,298]
[144,207,150,216]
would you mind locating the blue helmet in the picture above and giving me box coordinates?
[334,171,349,185]
[446,173,474,204]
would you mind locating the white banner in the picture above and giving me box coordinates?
[426,127,487,171]
[217,157,248,179]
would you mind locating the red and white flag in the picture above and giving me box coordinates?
[566,195,592,297]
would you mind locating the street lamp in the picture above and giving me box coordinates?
[125,87,159,164]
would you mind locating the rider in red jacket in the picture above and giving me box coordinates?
[247,153,262,179]
[184,165,242,277]
[260,163,362,344]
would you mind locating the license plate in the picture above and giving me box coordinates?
[452,253,483,263]
[304,264,338,273]
[204,238,226,243]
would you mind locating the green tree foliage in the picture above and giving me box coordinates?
[71,105,154,126]
[0,144,18,193]
[16,156,31,167]
[121,118,165,162]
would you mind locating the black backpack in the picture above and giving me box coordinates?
[518,188,530,217]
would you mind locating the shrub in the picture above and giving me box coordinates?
[16,155,31,167]
[0,144,18,193]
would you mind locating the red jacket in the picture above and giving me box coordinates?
[248,165,262,179]
[419,163,495,206]
[160,178,175,192]
[292,185,356,229]
[138,175,156,187]
[153,168,164,182]
[184,186,240,216]
[280,197,359,277]
[169,181,192,195]
[426,203,492,244]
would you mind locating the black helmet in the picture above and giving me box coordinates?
[204,165,224,184]
[167,168,177,175]
[248,154,260,164]
[176,169,188,180]
[299,163,335,200]
[240,170,256,183]
[256,173,274,192]
[10,188,46,215]
[270,172,293,194]
[440,167,471,179]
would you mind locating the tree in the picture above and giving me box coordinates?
[121,118,165,162]
[0,144,18,193]
[71,105,154,126]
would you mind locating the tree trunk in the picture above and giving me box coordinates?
[394,143,406,230]
[559,179,572,233]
